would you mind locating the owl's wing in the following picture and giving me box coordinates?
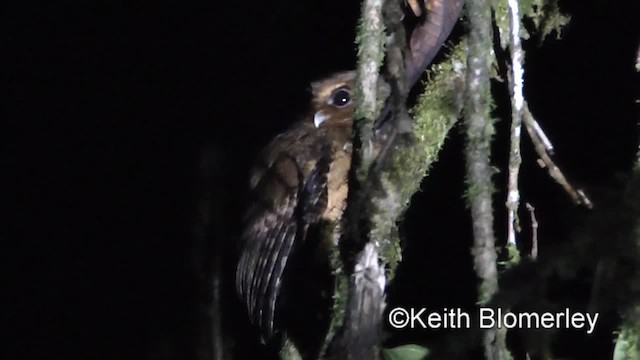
[237,137,330,340]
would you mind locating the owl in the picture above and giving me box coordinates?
[235,0,466,351]
[236,71,358,344]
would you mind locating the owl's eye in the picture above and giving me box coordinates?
[330,88,351,107]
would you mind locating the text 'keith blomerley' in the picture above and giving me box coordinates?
[387,307,599,334]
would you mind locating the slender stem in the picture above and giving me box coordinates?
[506,0,525,247]
[525,203,539,260]
[522,104,593,208]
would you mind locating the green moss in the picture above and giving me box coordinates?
[280,336,303,360]
[354,5,387,121]
[614,315,640,360]
[493,0,569,46]
[532,0,570,40]
[320,224,349,358]
[502,242,522,267]
[355,13,386,67]
[476,281,495,305]
[374,43,467,276]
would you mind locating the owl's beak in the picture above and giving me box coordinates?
[314,110,328,128]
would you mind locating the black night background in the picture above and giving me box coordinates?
[4,1,639,359]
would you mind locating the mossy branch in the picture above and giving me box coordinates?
[463,0,510,358]
[322,39,468,360]
[354,0,386,178]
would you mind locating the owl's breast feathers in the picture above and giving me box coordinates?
[237,118,352,339]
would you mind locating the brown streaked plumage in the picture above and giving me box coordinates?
[236,71,357,341]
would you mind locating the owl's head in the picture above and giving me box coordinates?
[310,71,356,128]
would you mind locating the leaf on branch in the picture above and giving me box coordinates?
[383,344,431,360]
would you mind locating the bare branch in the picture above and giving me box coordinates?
[530,118,554,154]
[522,104,593,208]
[525,203,539,261]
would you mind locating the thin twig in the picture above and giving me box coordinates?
[525,203,538,260]
[522,103,593,208]
[530,118,554,154]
